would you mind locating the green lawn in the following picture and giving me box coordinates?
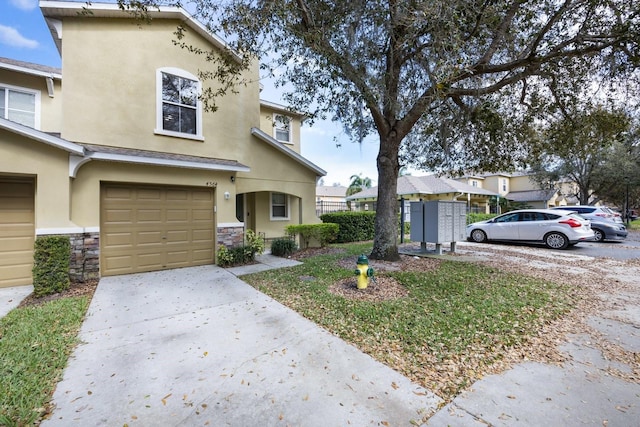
[0,296,90,426]
[242,243,575,399]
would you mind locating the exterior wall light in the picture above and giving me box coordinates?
[224,191,230,200]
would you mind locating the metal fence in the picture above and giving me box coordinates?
[316,201,350,216]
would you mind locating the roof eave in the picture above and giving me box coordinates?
[40,0,242,63]
[0,118,84,155]
[250,127,326,176]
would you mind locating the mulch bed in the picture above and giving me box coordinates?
[18,279,99,308]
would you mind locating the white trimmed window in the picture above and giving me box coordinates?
[270,192,289,220]
[0,85,39,128]
[273,114,291,143]
[155,67,203,140]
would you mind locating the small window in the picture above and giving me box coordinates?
[271,192,289,220]
[0,85,38,128]
[502,179,507,192]
[471,180,478,187]
[274,114,291,143]
[155,68,202,139]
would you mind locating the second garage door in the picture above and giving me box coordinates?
[0,177,35,288]
[101,184,215,276]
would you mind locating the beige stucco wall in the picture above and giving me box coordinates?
[59,17,260,161]
[70,161,236,228]
[258,104,302,154]
[0,130,72,230]
[509,175,537,192]
[0,69,62,133]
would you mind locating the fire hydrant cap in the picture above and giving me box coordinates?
[357,254,369,265]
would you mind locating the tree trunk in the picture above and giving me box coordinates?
[370,134,401,261]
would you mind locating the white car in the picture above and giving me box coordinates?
[466,209,595,249]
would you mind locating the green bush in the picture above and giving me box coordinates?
[399,214,411,235]
[467,213,496,224]
[32,236,70,297]
[286,223,339,248]
[270,237,298,257]
[320,211,376,243]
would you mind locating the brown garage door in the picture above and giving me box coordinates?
[0,177,35,288]
[101,184,215,276]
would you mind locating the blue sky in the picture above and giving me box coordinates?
[0,0,384,187]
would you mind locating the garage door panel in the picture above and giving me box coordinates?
[192,248,214,262]
[137,209,162,223]
[137,188,163,200]
[103,209,133,224]
[136,231,164,245]
[166,209,189,222]
[0,178,34,287]
[193,229,213,242]
[192,190,213,201]
[101,184,215,276]
[0,235,33,251]
[166,189,189,201]
[192,209,213,221]
[103,232,133,247]
[137,253,164,269]
[166,230,189,243]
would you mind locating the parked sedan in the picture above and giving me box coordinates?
[551,208,628,242]
[550,205,623,223]
[466,209,595,249]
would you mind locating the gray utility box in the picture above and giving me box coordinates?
[410,201,467,254]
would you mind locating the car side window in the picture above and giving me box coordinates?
[496,213,518,223]
[545,213,561,220]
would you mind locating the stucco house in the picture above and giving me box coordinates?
[345,175,497,214]
[457,171,569,209]
[0,1,325,287]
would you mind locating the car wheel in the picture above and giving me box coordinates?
[592,228,604,242]
[470,229,487,243]
[544,232,569,249]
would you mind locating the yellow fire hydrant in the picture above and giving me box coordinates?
[354,254,374,289]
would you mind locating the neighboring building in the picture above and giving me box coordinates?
[0,1,325,287]
[346,175,497,214]
[457,171,568,209]
[315,185,348,215]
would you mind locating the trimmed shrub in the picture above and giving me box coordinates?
[270,237,298,257]
[320,211,376,243]
[467,213,496,224]
[285,223,338,248]
[32,235,70,297]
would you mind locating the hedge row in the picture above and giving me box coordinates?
[320,211,376,243]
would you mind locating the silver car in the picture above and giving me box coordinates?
[550,205,623,224]
[551,207,627,242]
[467,209,595,249]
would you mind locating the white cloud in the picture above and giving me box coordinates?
[10,0,37,11]
[0,25,38,49]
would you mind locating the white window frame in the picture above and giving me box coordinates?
[270,192,290,220]
[0,83,41,129]
[154,67,203,141]
[273,114,292,144]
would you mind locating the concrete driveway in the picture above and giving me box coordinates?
[42,264,441,426]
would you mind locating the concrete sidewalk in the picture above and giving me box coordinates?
[0,284,33,318]
[41,264,442,426]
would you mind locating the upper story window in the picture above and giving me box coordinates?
[0,85,39,128]
[471,180,478,187]
[155,68,203,140]
[271,192,290,220]
[273,114,291,143]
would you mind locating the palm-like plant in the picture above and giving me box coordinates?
[347,174,372,196]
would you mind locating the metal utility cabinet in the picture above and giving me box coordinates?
[410,201,467,254]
